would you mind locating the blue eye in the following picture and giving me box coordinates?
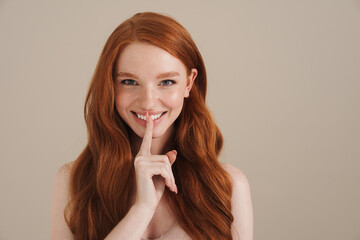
[121,79,137,85]
[161,80,175,86]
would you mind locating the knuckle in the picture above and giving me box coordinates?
[161,166,167,172]
[134,162,140,169]
[135,155,145,162]
[161,156,169,164]
[134,158,145,168]
[134,158,139,166]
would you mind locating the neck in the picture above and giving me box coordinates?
[130,125,175,155]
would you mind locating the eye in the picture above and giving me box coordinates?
[160,80,176,86]
[121,79,137,85]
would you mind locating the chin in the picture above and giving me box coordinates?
[151,129,166,139]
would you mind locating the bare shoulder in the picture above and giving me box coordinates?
[52,162,74,196]
[51,161,75,240]
[221,162,250,187]
[56,161,74,178]
[53,161,74,201]
[221,162,253,240]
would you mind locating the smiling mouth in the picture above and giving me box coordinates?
[131,111,167,121]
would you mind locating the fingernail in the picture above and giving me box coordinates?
[174,184,178,194]
[173,150,177,155]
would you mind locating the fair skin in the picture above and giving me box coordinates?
[51,42,253,240]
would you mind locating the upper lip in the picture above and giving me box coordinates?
[131,111,166,116]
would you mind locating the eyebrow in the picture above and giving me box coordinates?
[156,71,180,79]
[116,71,181,79]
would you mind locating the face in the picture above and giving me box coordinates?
[114,41,197,140]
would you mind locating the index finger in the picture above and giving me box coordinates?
[138,112,153,156]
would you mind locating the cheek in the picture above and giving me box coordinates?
[162,90,184,108]
[114,91,132,113]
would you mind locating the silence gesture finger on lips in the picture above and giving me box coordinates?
[138,112,155,156]
[135,113,178,203]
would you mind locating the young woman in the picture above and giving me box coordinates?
[51,12,253,240]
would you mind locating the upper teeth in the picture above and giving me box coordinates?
[136,113,163,120]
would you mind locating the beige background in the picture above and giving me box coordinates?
[1,0,359,239]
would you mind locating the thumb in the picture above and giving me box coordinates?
[165,150,177,165]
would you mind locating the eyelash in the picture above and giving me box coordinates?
[120,79,176,86]
[160,80,176,86]
[121,79,137,85]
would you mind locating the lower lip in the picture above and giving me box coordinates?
[132,112,167,127]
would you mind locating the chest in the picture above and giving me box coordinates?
[142,199,177,239]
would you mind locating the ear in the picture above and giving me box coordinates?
[184,68,198,98]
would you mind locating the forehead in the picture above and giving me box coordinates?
[115,42,187,77]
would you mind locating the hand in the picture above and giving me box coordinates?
[133,113,177,211]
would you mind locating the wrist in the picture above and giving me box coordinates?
[131,203,157,216]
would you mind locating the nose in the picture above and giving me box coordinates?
[138,85,157,109]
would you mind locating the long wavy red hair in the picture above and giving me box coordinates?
[66,12,233,240]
